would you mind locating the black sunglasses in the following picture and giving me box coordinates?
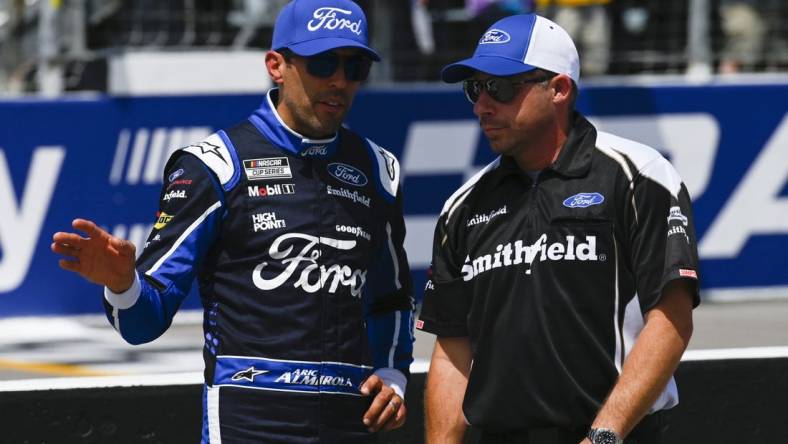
[285,50,373,82]
[462,75,553,104]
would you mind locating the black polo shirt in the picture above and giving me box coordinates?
[418,113,700,432]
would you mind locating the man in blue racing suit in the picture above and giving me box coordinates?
[51,1,415,442]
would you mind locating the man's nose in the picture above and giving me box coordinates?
[328,61,348,88]
[473,90,495,116]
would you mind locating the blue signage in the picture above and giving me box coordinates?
[1,82,786,316]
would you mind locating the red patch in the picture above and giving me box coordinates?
[679,269,698,279]
[415,320,424,330]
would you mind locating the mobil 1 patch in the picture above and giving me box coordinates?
[244,157,292,180]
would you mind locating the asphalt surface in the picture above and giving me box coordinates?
[1,299,788,382]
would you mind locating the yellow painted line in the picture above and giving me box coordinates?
[0,359,115,377]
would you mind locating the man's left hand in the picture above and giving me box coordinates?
[360,374,407,432]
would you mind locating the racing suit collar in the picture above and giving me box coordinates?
[550,112,596,178]
[488,112,596,188]
[248,88,340,158]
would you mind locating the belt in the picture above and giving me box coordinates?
[213,355,373,396]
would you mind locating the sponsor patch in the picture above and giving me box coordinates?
[232,367,268,382]
[467,206,507,227]
[326,185,371,207]
[424,280,435,291]
[308,7,362,35]
[327,163,368,187]
[667,206,689,226]
[248,184,295,197]
[480,29,511,44]
[252,212,286,232]
[252,233,365,297]
[167,179,192,189]
[462,233,601,280]
[168,168,185,182]
[300,145,328,157]
[336,224,371,241]
[154,212,173,230]
[679,269,698,279]
[244,157,292,180]
[563,193,605,209]
[163,190,187,202]
[275,368,354,387]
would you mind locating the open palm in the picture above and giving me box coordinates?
[51,218,137,293]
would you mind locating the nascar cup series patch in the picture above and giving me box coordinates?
[244,158,292,181]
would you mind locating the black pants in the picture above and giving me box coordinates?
[475,411,666,444]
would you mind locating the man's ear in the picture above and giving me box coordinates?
[551,74,574,106]
[266,50,286,86]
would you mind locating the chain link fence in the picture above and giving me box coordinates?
[0,0,786,94]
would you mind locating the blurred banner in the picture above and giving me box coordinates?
[1,83,787,316]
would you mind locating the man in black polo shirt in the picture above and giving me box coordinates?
[417,13,699,444]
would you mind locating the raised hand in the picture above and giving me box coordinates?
[52,218,137,293]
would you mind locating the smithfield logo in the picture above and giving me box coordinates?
[461,233,600,281]
[328,163,368,187]
[563,192,605,208]
[326,185,371,207]
[480,29,511,44]
[308,7,362,35]
[163,190,187,202]
[467,206,507,227]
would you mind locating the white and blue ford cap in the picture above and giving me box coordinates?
[272,0,380,61]
[441,14,579,83]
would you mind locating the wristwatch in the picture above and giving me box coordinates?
[588,428,624,444]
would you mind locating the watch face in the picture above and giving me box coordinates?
[593,429,621,444]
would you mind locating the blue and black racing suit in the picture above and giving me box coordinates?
[102,89,415,443]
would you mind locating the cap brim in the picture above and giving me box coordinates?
[284,38,381,61]
[441,56,538,83]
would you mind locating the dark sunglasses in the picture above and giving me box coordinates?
[462,75,553,104]
[289,51,373,82]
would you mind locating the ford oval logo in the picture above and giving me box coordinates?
[168,168,184,182]
[480,29,511,44]
[328,163,368,187]
[563,192,605,208]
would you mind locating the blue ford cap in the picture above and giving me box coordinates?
[272,0,380,61]
[441,14,579,83]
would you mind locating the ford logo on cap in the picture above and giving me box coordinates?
[328,163,368,187]
[479,29,511,44]
[563,192,605,208]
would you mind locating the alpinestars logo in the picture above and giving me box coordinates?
[252,233,367,297]
[232,367,268,382]
[461,234,600,281]
[275,369,354,388]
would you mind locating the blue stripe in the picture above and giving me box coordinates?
[214,356,372,396]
